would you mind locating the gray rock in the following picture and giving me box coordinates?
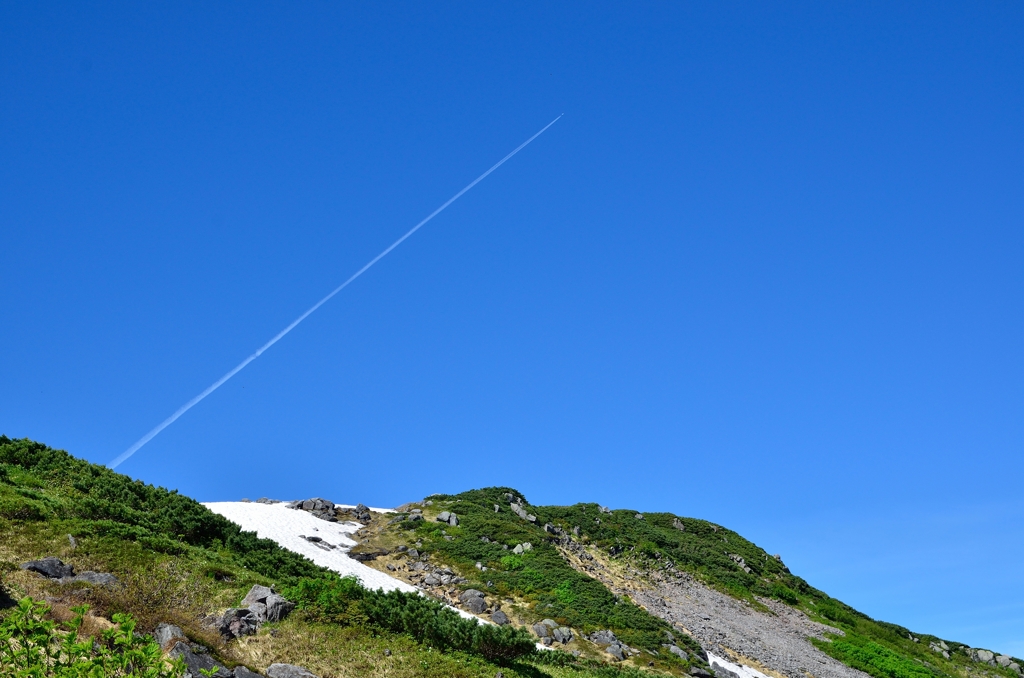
[20,557,74,579]
[690,668,713,678]
[996,656,1012,668]
[512,544,524,555]
[977,650,995,663]
[541,619,558,628]
[491,609,510,625]
[532,623,551,638]
[242,585,275,607]
[588,629,617,645]
[437,511,451,523]
[459,589,485,602]
[169,641,232,678]
[607,642,625,661]
[667,644,688,660]
[673,518,686,531]
[494,504,500,512]
[447,513,459,526]
[265,594,295,622]
[1008,662,1021,674]
[407,549,420,558]
[635,513,644,520]
[712,661,741,678]
[248,602,268,622]
[423,574,440,586]
[154,623,186,649]
[464,597,487,614]
[266,664,318,678]
[553,627,573,643]
[233,668,264,678]
[407,513,423,522]
[68,571,118,586]
[215,608,260,639]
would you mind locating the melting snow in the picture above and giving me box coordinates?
[708,652,773,678]
[204,501,418,594]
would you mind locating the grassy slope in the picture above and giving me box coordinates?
[395,487,1022,678]
[0,437,682,678]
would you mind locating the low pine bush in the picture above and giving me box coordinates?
[286,576,536,663]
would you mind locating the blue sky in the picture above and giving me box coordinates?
[1,1,1021,655]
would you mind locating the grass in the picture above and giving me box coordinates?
[0,437,686,678]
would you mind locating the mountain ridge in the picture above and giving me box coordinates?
[1,435,1020,678]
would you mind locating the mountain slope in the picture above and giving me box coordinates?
[1,436,1020,678]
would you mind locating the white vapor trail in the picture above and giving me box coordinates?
[109,115,562,469]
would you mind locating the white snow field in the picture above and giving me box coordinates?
[204,501,417,594]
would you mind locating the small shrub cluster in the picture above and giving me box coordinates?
[285,576,537,663]
[0,596,184,677]
[814,634,941,678]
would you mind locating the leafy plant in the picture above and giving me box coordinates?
[0,596,185,677]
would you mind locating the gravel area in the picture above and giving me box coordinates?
[632,574,870,678]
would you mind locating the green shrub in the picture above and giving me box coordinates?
[286,575,536,663]
[814,635,940,678]
[0,596,185,677]
[771,582,799,605]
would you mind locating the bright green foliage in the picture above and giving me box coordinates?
[813,635,941,678]
[0,436,321,584]
[0,597,184,677]
[286,576,537,663]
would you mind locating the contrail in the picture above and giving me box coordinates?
[109,115,562,469]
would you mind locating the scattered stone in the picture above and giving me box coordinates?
[494,504,501,512]
[607,642,625,661]
[424,574,441,586]
[690,668,713,678]
[266,664,318,678]
[169,641,232,678]
[20,557,74,579]
[154,623,186,650]
[552,627,574,643]
[459,589,487,614]
[532,623,551,638]
[635,513,644,520]
[512,544,525,555]
[255,497,279,504]
[384,649,392,657]
[68,534,77,548]
[588,630,618,645]
[599,506,611,514]
[407,549,420,559]
[233,668,264,678]
[491,609,510,625]
[673,518,686,531]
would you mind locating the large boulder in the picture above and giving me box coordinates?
[491,609,510,625]
[265,594,295,622]
[214,608,260,639]
[168,641,232,678]
[241,585,275,608]
[665,644,688,660]
[458,589,487,614]
[552,627,573,644]
[531,623,551,638]
[606,642,625,661]
[20,557,74,579]
[266,664,318,678]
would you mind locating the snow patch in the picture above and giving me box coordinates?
[204,501,417,594]
[708,652,773,678]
